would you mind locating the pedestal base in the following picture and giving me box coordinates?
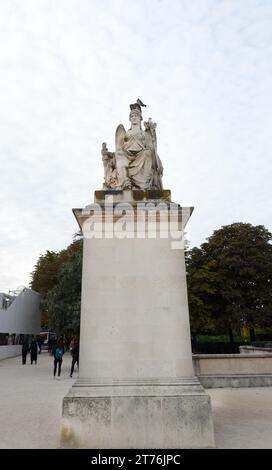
[60,377,214,448]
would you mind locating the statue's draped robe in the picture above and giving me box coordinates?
[120,129,153,190]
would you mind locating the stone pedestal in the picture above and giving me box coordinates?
[61,191,214,448]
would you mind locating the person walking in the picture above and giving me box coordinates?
[22,338,29,365]
[70,338,79,378]
[48,337,53,355]
[69,336,75,353]
[53,339,65,379]
[29,337,38,365]
[37,336,43,354]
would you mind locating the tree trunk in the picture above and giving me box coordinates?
[249,327,256,342]
[229,327,234,344]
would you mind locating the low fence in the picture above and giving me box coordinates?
[193,353,272,388]
[0,345,22,360]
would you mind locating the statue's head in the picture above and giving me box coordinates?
[129,103,142,124]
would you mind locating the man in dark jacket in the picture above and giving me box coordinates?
[30,337,38,364]
[70,339,79,378]
[37,336,43,354]
[22,338,29,365]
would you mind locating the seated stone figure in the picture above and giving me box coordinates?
[101,142,118,189]
[102,101,163,190]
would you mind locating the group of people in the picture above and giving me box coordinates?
[52,336,79,379]
[22,335,43,365]
[21,334,80,379]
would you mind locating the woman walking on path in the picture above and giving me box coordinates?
[22,338,29,365]
[37,336,43,354]
[70,339,79,378]
[29,337,38,364]
[69,336,75,352]
[53,339,65,379]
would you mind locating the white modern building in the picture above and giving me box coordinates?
[0,287,41,360]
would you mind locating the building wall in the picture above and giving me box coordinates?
[0,293,14,310]
[0,345,22,360]
[0,288,41,335]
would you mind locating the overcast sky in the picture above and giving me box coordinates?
[0,0,272,292]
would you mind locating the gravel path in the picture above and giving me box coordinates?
[0,353,272,448]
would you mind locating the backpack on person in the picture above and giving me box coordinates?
[55,347,63,360]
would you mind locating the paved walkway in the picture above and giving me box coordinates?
[0,351,76,449]
[0,353,272,448]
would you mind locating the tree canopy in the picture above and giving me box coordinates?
[186,223,272,337]
[30,238,83,331]
[45,246,82,336]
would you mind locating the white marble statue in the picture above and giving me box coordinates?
[101,143,118,189]
[102,100,163,190]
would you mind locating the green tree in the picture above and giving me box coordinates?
[186,247,218,341]
[45,246,83,337]
[30,238,82,328]
[186,223,272,342]
[30,250,61,298]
